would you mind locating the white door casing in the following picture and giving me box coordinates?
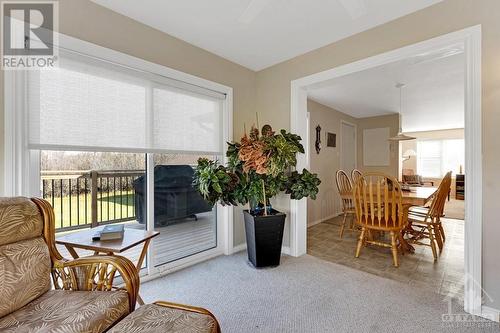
[340,121,357,171]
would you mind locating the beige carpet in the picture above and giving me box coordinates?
[444,198,465,220]
[140,252,498,332]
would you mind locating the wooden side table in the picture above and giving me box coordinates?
[56,227,159,305]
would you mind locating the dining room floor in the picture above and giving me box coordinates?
[307,215,464,301]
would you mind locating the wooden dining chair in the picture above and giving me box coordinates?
[405,171,452,259]
[335,170,356,238]
[353,173,406,267]
[351,169,363,186]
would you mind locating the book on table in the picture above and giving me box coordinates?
[94,224,125,241]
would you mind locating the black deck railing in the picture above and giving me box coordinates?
[41,170,145,232]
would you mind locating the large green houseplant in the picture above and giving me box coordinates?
[194,125,320,267]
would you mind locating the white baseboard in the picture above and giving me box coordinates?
[139,248,224,284]
[231,243,291,256]
[481,305,500,322]
[308,213,341,227]
[231,243,247,254]
[281,246,291,255]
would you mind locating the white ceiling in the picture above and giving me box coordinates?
[308,48,465,132]
[91,0,443,71]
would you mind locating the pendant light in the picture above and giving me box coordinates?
[388,83,416,141]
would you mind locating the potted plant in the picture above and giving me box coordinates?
[193,125,321,268]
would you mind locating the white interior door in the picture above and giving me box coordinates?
[341,122,357,171]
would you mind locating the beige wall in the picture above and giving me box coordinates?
[356,114,400,177]
[307,100,357,225]
[0,0,256,247]
[255,0,500,308]
[307,101,399,226]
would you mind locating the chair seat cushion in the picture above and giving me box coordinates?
[108,303,218,333]
[408,213,432,225]
[409,206,429,214]
[0,290,129,333]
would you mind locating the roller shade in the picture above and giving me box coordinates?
[27,50,224,154]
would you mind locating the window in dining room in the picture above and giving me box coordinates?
[417,139,464,178]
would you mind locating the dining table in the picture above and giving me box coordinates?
[340,186,437,206]
[400,186,437,206]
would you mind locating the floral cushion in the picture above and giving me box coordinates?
[0,197,50,317]
[0,237,51,318]
[107,303,218,333]
[0,290,129,333]
[0,197,43,246]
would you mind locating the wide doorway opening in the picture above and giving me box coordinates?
[291,27,481,314]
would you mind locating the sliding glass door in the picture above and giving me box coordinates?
[150,154,218,267]
[41,150,148,268]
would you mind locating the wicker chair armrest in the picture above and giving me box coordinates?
[53,255,139,312]
[154,301,221,333]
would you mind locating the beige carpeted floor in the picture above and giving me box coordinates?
[140,252,498,332]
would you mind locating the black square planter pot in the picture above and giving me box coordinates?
[243,209,286,268]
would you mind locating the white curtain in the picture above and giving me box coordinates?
[27,50,224,154]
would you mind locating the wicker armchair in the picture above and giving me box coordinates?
[0,197,139,332]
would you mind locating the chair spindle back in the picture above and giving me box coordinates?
[351,169,363,186]
[353,173,405,229]
[336,170,353,210]
[427,171,452,220]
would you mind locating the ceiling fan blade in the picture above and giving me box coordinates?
[238,0,272,24]
[338,0,367,19]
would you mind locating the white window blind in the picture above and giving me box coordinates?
[417,139,464,177]
[153,87,222,154]
[27,50,224,154]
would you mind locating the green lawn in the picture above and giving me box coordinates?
[47,191,137,229]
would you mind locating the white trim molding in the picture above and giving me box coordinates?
[462,25,482,317]
[481,306,500,323]
[290,25,482,317]
[290,87,309,257]
[232,243,247,254]
[308,213,341,228]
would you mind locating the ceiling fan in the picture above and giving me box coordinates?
[238,0,367,24]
